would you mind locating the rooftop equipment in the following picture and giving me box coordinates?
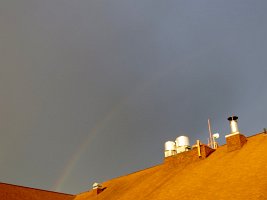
[175,136,191,153]
[196,140,201,157]
[92,182,102,190]
[228,116,239,134]
[212,133,220,149]
[92,182,105,195]
[208,119,214,148]
[175,136,190,146]
[164,141,176,157]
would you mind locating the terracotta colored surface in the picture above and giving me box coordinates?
[164,144,215,166]
[226,133,247,152]
[0,183,75,200]
[75,133,267,200]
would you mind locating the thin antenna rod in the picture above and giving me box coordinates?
[208,119,213,148]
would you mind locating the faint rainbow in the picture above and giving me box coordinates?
[54,104,121,192]
[53,64,184,192]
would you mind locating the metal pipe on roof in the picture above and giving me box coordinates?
[228,116,239,134]
[197,140,201,157]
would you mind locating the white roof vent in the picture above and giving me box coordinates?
[92,182,102,190]
[175,136,190,147]
[164,141,177,157]
[175,136,191,153]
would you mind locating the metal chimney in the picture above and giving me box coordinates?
[227,116,239,134]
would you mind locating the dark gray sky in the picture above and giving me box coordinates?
[0,0,267,194]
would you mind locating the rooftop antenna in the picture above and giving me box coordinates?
[213,133,220,149]
[208,119,214,148]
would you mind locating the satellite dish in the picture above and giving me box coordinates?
[213,133,220,139]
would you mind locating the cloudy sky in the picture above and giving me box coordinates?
[0,0,267,194]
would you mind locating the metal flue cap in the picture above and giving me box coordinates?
[228,116,238,121]
[92,182,102,189]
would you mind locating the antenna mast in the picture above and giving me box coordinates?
[208,119,214,148]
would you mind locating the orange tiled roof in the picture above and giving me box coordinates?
[0,182,75,200]
[75,132,267,200]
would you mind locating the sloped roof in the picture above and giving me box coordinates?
[75,133,267,200]
[0,183,75,200]
[1,133,266,200]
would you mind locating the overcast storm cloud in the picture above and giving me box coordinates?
[0,0,267,194]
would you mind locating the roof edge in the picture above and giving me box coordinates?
[0,182,74,196]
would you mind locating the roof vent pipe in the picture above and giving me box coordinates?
[228,116,239,134]
[92,183,102,190]
[92,182,104,195]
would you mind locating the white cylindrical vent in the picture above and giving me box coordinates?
[175,136,190,147]
[164,141,176,157]
[228,116,239,134]
[175,136,190,153]
[165,141,176,151]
